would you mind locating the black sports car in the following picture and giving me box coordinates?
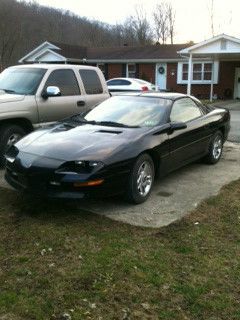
[5,93,230,204]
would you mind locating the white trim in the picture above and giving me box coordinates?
[177,61,219,85]
[187,54,192,95]
[19,41,60,63]
[34,49,66,62]
[179,34,240,54]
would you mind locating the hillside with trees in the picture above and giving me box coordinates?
[0,0,175,69]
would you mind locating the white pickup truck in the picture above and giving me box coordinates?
[0,64,110,165]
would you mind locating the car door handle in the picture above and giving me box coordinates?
[77,100,85,107]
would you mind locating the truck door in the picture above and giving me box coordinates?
[35,68,87,125]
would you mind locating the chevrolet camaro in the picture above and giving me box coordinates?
[5,93,230,204]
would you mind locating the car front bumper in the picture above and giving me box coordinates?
[5,160,131,199]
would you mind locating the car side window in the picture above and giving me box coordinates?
[79,70,103,94]
[107,79,131,86]
[170,98,202,122]
[44,69,80,96]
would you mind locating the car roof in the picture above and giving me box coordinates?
[8,64,99,70]
[115,92,190,100]
[140,92,187,100]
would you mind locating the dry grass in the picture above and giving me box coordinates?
[0,180,240,319]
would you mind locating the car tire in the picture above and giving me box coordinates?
[126,153,155,204]
[204,130,223,165]
[0,124,26,167]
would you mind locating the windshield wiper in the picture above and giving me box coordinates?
[97,121,140,128]
[0,88,17,94]
[61,116,139,128]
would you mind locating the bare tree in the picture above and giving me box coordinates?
[153,2,169,44]
[126,5,153,45]
[153,2,176,44]
[210,0,215,37]
[166,3,175,44]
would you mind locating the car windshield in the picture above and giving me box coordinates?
[84,96,171,127]
[0,67,47,95]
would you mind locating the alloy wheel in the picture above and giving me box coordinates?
[212,136,223,160]
[137,161,153,197]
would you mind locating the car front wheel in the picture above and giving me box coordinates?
[204,131,223,164]
[126,153,154,204]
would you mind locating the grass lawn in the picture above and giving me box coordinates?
[0,181,240,320]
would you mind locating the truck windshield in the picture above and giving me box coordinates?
[0,67,47,95]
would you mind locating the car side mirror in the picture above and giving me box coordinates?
[42,86,61,99]
[170,121,187,131]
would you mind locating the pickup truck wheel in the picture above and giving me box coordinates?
[0,125,26,167]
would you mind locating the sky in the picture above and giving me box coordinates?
[24,0,240,43]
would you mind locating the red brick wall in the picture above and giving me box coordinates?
[107,63,155,83]
[108,64,123,79]
[166,61,240,99]
[107,61,240,99]
[215,61,240,98]
[138,64,155,83]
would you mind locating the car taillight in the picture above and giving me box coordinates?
[141,86,149,92]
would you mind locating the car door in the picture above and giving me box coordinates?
[36,68,87,125]
[168,97,209,169]
[78,69,108,108]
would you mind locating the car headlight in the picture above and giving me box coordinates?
[5,145,19,163]
[56,160,104,174]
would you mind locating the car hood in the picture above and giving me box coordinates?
[0,92,25,104]
[16,124,150,163]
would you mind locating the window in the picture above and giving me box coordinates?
[44,69,80,96]
[178,62,217,84]
[85,96,171,127]
[0,67,46,95]
[107,79,131,86]
[128,64,136,78]
[79,69,103,94]
[203,63,212,80]
[182,63,188,80]
[170,98,202,123]
[193,63,202,80]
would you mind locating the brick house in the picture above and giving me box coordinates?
[19,34,240,100]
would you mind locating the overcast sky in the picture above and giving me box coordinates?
[24,0,240,43]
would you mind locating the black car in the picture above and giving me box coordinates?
[5,93,230,204]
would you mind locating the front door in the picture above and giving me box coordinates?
[36,68,87,125]
[234,68,240,99]
[156,63,167,91]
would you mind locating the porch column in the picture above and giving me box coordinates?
[155,64,158,91]
[187,53,193,95]
[210,60,214,102]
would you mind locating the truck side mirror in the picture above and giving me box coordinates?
[42,86,61,99]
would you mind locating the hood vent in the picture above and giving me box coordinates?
[96,129,122,134]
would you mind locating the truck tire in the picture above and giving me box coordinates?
[0,124,26,167]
